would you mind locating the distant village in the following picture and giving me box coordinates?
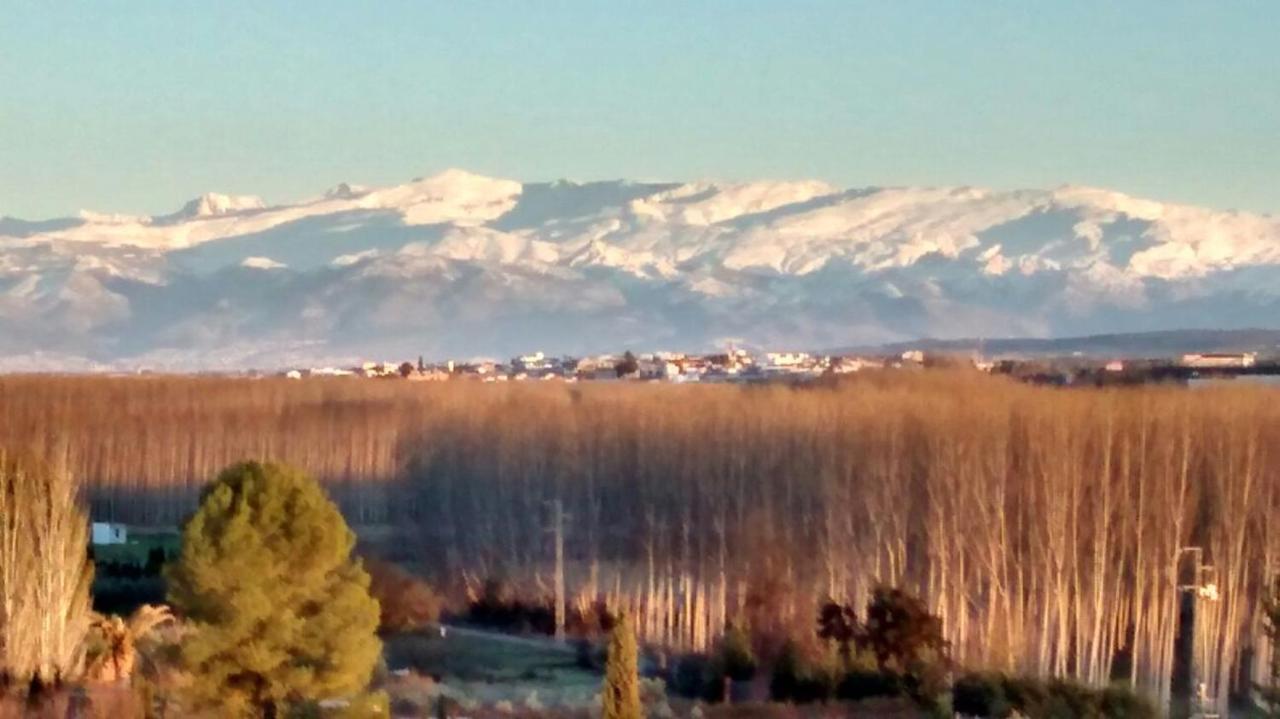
[277,348,1280,387]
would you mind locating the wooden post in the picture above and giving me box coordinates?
[546,499,569,642]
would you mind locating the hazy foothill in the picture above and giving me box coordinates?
[0,371,1278,716]
[5,169,1280,371]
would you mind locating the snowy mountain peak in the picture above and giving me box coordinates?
[400,169,521,201]
[324,182,369,200]
[356,169,522,226]
[174,192,267,220]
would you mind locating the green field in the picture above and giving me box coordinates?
[383,627,608,715]
[91,528,181,566]
[91,527,181,615]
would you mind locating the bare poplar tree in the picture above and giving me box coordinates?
[0,450,94,685]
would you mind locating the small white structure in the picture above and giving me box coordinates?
[834,356,885,374]
[91,522,128,545]
[309,366,355,377]
[765,351,810,367]
[1181,352,1257,369]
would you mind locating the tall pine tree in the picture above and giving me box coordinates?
[603,615,642,719]
[167,461,381,718]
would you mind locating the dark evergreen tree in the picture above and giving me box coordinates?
[167,461,381,718]
[614,351,639,378]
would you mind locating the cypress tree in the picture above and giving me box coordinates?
[167,461,381,718]
[603,615,642,719]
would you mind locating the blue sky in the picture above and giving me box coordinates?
[2,1,1277,218]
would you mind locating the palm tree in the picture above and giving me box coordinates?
[85,604,174,683]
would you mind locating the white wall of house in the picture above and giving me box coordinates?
[91,522,128,545]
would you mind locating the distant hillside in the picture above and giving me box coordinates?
[4,168,1280,370]
[862,328,1280,359]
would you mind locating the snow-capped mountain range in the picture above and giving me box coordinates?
[2,169,1278,370]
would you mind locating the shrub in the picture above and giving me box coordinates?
[715,624,757,682]
[862,587,950,676]
[952,672,1011,718]
[816,601,860,664]
[1046,678,1104,718]
[965,674,1159,719]
[365,559,443,633]
[1098,684,1159,719]
[91,577,165,616]
[809,587,950,710]
[837,668,902,702]
[466,578,556,635]
[144,546,168,576]
[574,638,603,671]
[671,653,721,702]
[769,640,838,704]
[332,691,391,719]
[900,651,951,711]
[768,640,804,702]
[566,598,617,637]
[1000,675,1050,716]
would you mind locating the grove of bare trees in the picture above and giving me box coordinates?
[1,372,1277,713]
[396,373,1280,715]
[0,376,430,524]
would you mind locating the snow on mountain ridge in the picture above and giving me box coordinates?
[13,172,1276,281]
[241,256,288,270]
[3,170,1279,368]
[628,179,837,226]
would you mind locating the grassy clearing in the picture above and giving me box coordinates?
[385,628,594,685]
[383,628,606,713]
[379,629,928,718]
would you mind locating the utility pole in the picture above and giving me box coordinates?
[1177,546,1221,719]
[545,499,569,642]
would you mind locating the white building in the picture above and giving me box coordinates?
[1181,352,1257,369]
[310,367,355,377]
[91,522,128,545]
[832,356,884,373]
[765,351,810,367]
